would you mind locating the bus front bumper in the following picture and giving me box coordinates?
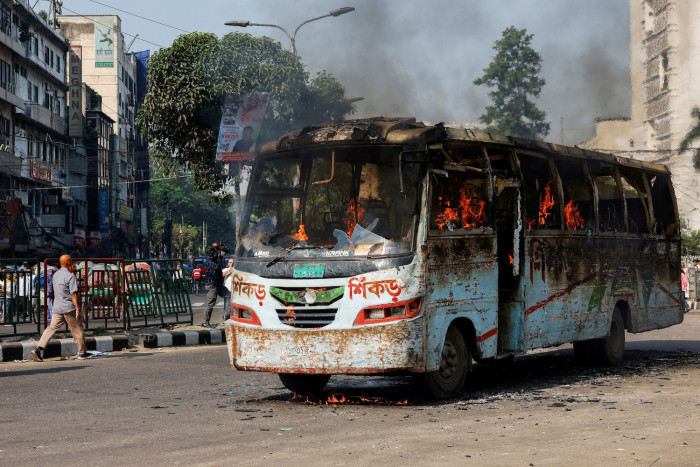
[225,318,427,374]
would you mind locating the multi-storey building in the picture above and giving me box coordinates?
[0,0,87,257]
[586,0,700,229]
[58,14,148,257]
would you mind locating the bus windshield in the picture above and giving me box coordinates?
[238,147,421,260]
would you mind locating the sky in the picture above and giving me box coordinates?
[57,0,631,145]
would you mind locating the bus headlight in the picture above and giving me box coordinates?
[230,303,261,326]
[353,298,423,326]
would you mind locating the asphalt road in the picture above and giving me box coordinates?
[1,312,699,466]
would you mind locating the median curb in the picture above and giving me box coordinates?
[0,335,130,362]
[139,329,226,348]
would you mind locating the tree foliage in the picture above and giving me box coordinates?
[679,107,700,170]
[136,32,355,195]
[474,26,550,140]
[148,165,237,258]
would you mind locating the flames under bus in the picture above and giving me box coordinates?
[225,117,683,399]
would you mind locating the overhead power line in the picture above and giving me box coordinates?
[60,6,166,48]
[85,0,191,34]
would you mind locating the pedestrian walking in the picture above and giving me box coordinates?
[30,254,89,362]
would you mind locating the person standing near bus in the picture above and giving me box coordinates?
[222,257,234,322]
[201,243,227,327]
[30,254,89,362]
[681,262,690,312]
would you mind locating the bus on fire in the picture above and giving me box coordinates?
[225,117,683,399]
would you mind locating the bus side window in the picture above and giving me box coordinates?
[555,159,594,231]
[648,173,677,235]
[430,170,489,231]
[619,170,650,234]
[518,153,561,230]
[589,162,625,233]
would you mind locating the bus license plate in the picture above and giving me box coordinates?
[293,263,325,278]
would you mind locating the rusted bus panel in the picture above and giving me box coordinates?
[226,258,429,373]
[226,316,427,374]
[424,235,499,362]
[521,234,683,350]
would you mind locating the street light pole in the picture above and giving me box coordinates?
[225,7,355,55]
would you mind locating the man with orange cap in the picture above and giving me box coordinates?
[30,254,88,361]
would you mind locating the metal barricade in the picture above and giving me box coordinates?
[124,259,192,327]
[43,258,126,332]
[0,259,41,337]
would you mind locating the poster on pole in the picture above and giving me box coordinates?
[215,92,268,163]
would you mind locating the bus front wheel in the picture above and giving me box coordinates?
[278,373,331,395]
[419,326,471,400]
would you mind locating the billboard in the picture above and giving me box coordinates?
[215,92,268,162]
[98,189,110,233]
[68,46,82,138]
[94,19,114,68]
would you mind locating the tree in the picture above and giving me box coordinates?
[148,165,238,257]
[679,107,700,170]
[137,32,355,195]
[474,26,550,140]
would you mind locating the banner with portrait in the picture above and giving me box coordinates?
[215,92,268,163]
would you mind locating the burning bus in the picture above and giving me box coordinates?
[224,117,683,399]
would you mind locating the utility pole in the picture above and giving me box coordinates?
[202,221,207,253]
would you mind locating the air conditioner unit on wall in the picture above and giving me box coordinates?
[44,194,59,206]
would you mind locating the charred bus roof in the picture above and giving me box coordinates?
[257,117,670,175]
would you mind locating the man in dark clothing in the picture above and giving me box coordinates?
[202,243,228,327]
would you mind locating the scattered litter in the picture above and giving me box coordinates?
[280,427,293,431]
[87,350,110,357]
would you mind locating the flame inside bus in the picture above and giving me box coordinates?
[344,198,366,236]
[435,188,487,230]
[292,224,308,241]
[564,200,585,230]
[538,180,556,226]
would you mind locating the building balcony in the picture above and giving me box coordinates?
[0,24,31,57]
[0,81,28,109]
[23,103,66,134]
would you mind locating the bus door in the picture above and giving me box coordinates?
[424,144,498,360]
[492,168,524,353]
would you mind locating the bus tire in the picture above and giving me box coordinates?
[278,373,331,395]
[420,326,471,400]
[591,309,625,366]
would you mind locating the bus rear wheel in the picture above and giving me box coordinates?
[278,374,331,395]
[419,326,471,400]
[590,309,625,366]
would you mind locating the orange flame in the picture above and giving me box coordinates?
[344,198,366,236]
[459,192,486,228]
[435,189,487,231]
[292,392,410,406]
[538,180,556,226]
[435,197,460,230]
[283,306,296,322]
[564,200,585,230]
[327,393,348,404]
[292,224,308,241]
[509,251,514,265]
